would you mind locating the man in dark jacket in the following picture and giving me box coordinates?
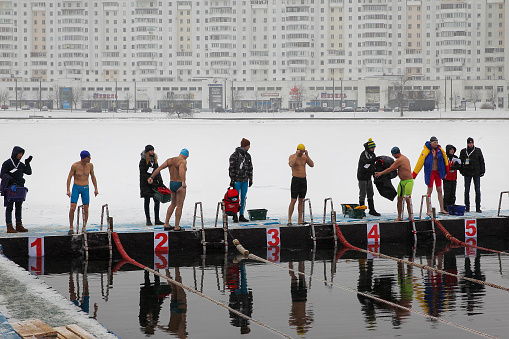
[229,138,253,222]
[0,146,32,233]
[357,138,380,216]
[459,137,485,213]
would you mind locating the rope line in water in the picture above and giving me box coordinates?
[232,240,498,339]
[435,219,509,256]
[334,223,509,292]
[111,232,293,339]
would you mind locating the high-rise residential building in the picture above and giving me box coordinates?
[0,0,507,110]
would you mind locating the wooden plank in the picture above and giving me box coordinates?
[65,324,96,339]
[55,326,82,339]
[11,322,33,338]
[31,319,57,337]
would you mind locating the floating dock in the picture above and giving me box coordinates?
[1,214,507,261]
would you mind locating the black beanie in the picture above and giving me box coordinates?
[145,144,154,152]
[467,137,474,144]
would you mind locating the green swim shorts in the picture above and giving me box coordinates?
[397,179,414,197]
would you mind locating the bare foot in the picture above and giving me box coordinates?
[394,217,403,221]
[81,227,87,233]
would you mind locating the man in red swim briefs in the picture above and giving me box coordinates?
[412,136,449,215]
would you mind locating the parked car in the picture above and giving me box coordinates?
[41,106,48,111]
[342,107,354,112]
[86,107,102,112]
[368,106,378,112]
[355,107,369,112]
[141,107,152,112]
[21,105,30,110]
[160,107,170,112]
[1,105,8,110]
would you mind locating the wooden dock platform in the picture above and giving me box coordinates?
[11,319,95,339]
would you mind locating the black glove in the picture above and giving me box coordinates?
[230,180,235,188]
[248,179,253,187]
[25,155,33,164]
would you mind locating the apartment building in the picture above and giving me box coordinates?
[0,0,507,110]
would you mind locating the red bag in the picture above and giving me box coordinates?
[157,187,172,195]
[223,188,239,216]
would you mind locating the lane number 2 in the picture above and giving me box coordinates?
[154,232,169,252]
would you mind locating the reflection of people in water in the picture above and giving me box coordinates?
[288,261,313,336]
[461,253,486,316]
[228,258,253,335]
[357,259,415,327]
[158,267,188,338]
[139,270,168,335]
[69,270,91,314]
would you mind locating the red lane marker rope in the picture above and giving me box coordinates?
[334,223,509,292]
[111,232,293,339]
[435,219,509,256]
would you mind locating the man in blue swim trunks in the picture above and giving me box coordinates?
[149,149,189,231]
[66,150,99,235]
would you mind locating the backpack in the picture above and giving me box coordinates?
[223,187,240,216]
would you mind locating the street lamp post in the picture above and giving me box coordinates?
[39,79,42,111]
[15,78,17,111]
[332,76,335,111]
[340,77,343,111]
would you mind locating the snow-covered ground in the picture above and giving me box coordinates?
[0,108,508,236]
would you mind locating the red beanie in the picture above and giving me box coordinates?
[241,138,250,147]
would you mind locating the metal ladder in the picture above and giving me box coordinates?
[303,198,314,225]
[83,210,113,261]
[498,191,509,217]
[310,199,337,246]
[199,201,228,253]
[418,194,436,242]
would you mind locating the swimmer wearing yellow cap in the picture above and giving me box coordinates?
[288,144,314,225]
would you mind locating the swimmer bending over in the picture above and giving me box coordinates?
[374,147,414,221]
[148,149,189,231]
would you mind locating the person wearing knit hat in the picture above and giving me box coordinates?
[288,144,314,225]
[357,138,380,216]
[459,137,485,212]
[66,150,99,235]
[139,144,164,226]
[412,136,449,215]
[148,149,190,231]
[229,138,254,222]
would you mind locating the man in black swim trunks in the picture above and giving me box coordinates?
[288,144,314,225]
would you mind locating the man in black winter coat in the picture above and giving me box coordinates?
[459,137,485,213]
[0,146,32,233]
[357,138,380,216]
[229,138,253,222]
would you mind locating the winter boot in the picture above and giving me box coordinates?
[154,219,164,225]
[238,215,249,222]
[233,214,239,223]
[146,218,153,226]
[368,199,381,217]
[6,223,17,233]
[16,222,28,232]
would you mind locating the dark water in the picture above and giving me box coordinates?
[37,242,509,339]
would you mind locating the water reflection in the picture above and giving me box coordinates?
[34,240,507,338]
[288,261,314,336]
[158,268,188,338]
[227,257,253,335]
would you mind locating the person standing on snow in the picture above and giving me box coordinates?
[443,144,461,212]
[459,137,485,213]
[288,144,314,225]
[374,147,414,221]
[229,138,253,222]
[357,138,380,216]
[66,150,99,235]
[148,149,189,231]
[139,144,165,226]
[0,146,32,233]
[412,136,449,215]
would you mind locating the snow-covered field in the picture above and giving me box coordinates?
[0,109,508,234]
